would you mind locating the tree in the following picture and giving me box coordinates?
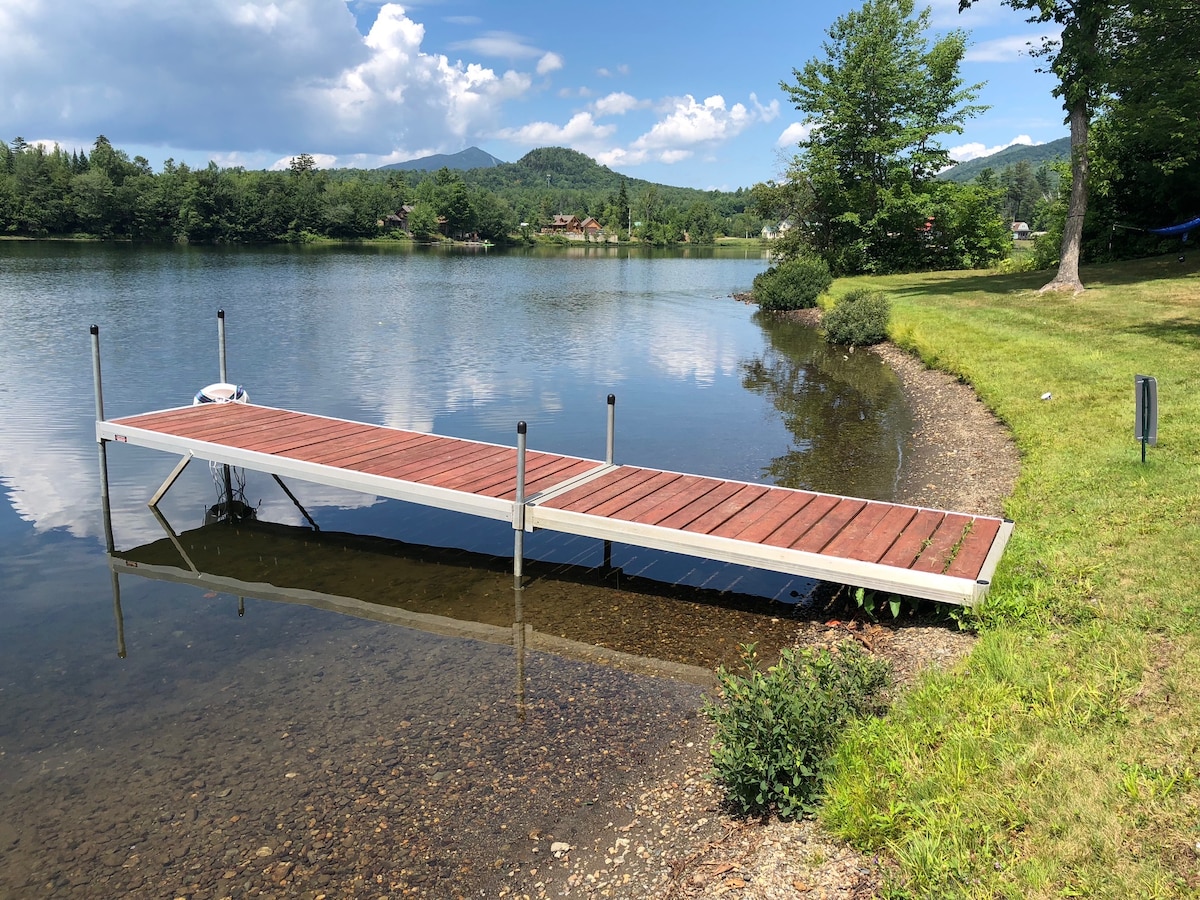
[684,200,719,243]
[469,188,515,241]
[71,169,116,235]
[959,0,1114,292]
[407,202,438,239]
[774,0,988,274]
[1088,1,1200,254]
[1000,160,1041,222]
[289,153,317,175]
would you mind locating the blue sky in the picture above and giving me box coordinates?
[1,0,1066,190]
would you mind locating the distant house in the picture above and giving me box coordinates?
[1012,221,1031,240]
[762,220,793,240]
[545,214,582,234]
[381,204,415,231]
[580,217,603,235]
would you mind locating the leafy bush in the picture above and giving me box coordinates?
[822,288,891,346]
[752,255,833,310]
[704,642,891,819]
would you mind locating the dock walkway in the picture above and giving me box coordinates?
[98,401,1011,606]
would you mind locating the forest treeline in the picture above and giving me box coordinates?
[0,139,761,245]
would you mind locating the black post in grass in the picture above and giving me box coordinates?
[1135,374,1157,464]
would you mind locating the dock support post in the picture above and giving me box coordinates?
[149,452,194,509]
[272,474,320,531]
[91,325,116,554]
[606,393,616,465]
[217,308,228,384]
[513,421,527,589]
[513,588,526,720]
[603,394,616,571]
[216,309,234,515]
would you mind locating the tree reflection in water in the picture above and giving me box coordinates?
[743,311,914,500]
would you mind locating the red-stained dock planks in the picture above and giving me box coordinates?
[99,401,1012,605]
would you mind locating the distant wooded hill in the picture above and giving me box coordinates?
[389,146,753,219]
[939,136,1070,183]
[380,146,506,172]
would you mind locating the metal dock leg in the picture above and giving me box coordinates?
[513,421,527,589]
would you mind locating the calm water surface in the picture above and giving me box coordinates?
[0,243,912,897]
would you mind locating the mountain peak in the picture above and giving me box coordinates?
[379,146,506,172]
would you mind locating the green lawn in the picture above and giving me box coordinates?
[819,256,1200,898]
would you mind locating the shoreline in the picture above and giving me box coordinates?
[531,304,1023,899]
[762,304,1019,517]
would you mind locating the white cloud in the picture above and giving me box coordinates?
[593,92,643,116]
[776,122,812,147]
[594,147,648,168]
[451,30,543,59]
[0,1,539,164]
[588,93,777,171]
[948,134,1035,163]
[632,94,759,151]
[966,32,1059,63]
[537,51,563,75]
[495,112,616,146]
[596,64,630,78]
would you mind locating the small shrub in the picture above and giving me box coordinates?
[752,255,833,311]
[823,288,891,346]
[704,642,891,819]
[995,250,1040,274]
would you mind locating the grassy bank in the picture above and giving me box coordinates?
[820,256,1200,898]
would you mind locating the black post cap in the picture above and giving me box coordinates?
[517,421,527,434]
[90,324,99,335]
[607,394,616,404]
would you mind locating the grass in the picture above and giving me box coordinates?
[818,254,1200,898]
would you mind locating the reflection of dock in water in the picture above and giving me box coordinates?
[107,517,822,684]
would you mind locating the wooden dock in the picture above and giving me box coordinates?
[97,401,1012,606]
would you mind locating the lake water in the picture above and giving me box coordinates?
[0,242,912,897]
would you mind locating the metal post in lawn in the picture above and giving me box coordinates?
[1135,374,1157,464]
[1142,378,1149,463]
[513,421,527,589]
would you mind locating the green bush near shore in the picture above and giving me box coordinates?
[752,255,833,310]
[816,255,1200,898]
[705,642,890,820]
[822,288,891,345]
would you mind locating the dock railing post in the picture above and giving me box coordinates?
[606,393,616,465]
[603,393,616,569]
[217,308,228,384]
[91,325,116,554]
[216,309,234,515]
[513,421,527,589]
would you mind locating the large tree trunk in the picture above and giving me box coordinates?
[1041,95,1089,293]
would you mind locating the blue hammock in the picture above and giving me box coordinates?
[1147,215,1200,239]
